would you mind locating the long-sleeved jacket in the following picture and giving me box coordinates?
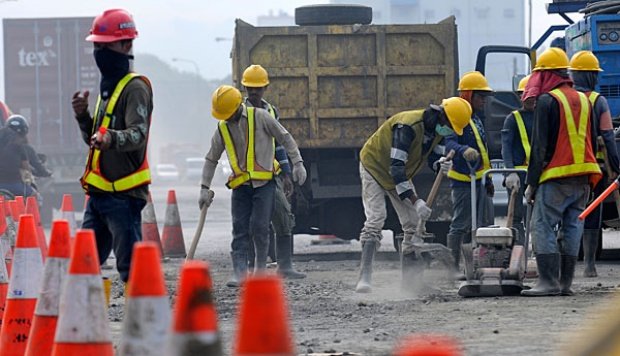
[202,105,302,189]
[76,78,153,201]
[501,109,533,169]
[445,114,489,187]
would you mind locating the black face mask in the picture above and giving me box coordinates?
[94,47,131,99]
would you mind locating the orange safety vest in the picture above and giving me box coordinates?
[81,73,152,192]
[539,87,602,186]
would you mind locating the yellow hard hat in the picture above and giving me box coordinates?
[533,47,569,71]
[241,64,270,87]
[441,97,472,136]
[458,71,493,92]
[517,74,531,92]
[211,85,242,120]
[569,50,603,72]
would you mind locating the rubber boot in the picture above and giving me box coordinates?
[276,235,306,279]
[226,251,248,288]
[560,255,577,296]
[582,229,599,278]
[355,240,377,293]
[447,233,465,281]
[254,235,270,272]
[521,253,561,296]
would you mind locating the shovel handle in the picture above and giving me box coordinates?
[505,188,518,228]
[579,180,620,220]
[186,205,208,260]
[427,150,455,206]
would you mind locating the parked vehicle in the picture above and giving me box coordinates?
[154,164,180,182]
[184,157,204,183]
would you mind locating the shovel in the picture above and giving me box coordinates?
[186,205,209,261]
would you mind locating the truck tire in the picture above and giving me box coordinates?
[295,5,372,26]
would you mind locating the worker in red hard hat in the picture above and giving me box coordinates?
[71,9,154,285]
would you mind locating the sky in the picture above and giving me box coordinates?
[0,0,581,99]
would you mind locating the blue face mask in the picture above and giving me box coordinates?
[435,124,454,137]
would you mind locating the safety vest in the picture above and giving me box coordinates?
[586,91,606,161]
[539,87,601,185]
[81,73,152,192]
[512,110,531,169]
[219,106,279,189]
[447,119,491,182]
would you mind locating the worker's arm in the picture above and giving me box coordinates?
[24,145,51,177]
[501,113,517,169]
[263,111,302,165]
[107,80,153,152]
[390,124,417,200]
[76,111,94,146]
[201,130,225,189]
[526,94,555,187]
[595,96,620,175]
[444,130,470,158]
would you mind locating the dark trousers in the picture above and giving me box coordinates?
[231,180,276,257]
[82,193,146,282]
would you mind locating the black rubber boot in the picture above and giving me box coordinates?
[226,251,248,288]
[355,240,377,293]
[276,235,306,279]
[521,253,561,296]
[582,229,599,278]
[560,255,578,296]
[447,233,465,280]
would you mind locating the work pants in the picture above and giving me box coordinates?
[584,169,607,230]
[447,183,492,244]
[272,176,295,237]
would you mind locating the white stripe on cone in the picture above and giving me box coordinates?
[54,274,111,342]
[8,248,43,298]
[141,202,157,224]
[34,257,69,316]
[0,244,8,284]
[5,217,16,247]
[60,212,77,238]
[165,331,221,356]
[0,233,10,263]
[119,296,170,356]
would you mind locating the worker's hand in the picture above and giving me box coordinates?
[292,162,307,186]
[609,171,619,182]
[90,131,111,151]
[486,182,495,197]
[412,199,432,221]
[463,147,480,162]
[437,156,453,175]
[505,173,520,190]
[524,185,536,204]
[198,188,215,210]
[282,174,294,198]
[72,90,90,117]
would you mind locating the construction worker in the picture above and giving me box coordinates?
[71,9,154,284]
[0,121,35,198]
[445,71,494,277]
[522,48,601,296]
[241,64,306,279]
[355,97,472,293]
[569,50,620,278]
[199,85,306,287]
[501,75,534,244]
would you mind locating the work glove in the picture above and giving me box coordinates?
[198,188,215,210]
[292,161,307,186]
[505,173,520,190]
[412,199,432,221]
[524,185,536,204]
[282,174,294,198]
[434,156,453,175]
[463,147,480,162]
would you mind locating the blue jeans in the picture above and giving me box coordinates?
[531,181,589,256]
[447,184,492,243]
[82,193,146,282]
[0,182,35,198]
[231,180,276,256]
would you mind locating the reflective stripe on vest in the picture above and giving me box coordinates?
[512,110,531,169]
[81,73,151,192]
[587,92,606,160]
[265,103,281,175]
[219,107,276,189]
[447,119,491,182]
[539,88,601,183]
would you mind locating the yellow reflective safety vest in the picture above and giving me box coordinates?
[586,91,606,161]
[512,110,531,169]
[81,73,151,192]
[539,87,601,186]
[219,106,279,189]
[447,119,491,181]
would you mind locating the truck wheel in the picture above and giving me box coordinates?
[295,5,372,26]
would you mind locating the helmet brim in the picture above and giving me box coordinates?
[86,33,137,43]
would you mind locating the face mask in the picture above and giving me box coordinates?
[435,124,454,137]
[94,47,131,99]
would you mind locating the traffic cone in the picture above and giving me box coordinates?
[393,334,462,356]
[118,241,170,356]
[141,193,164,256]
[0,214,44,355]
[2,198,16,250]
[26,196,48,260]
[165,260,222,356]
[51,229,113,356]
[24,220,71,356]
[0,199,13,274]
[233,274,294,356]
[161,190,186,258]
[60,194,77,237]
[13,196,25,217]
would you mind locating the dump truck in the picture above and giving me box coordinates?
[232,10,459,248]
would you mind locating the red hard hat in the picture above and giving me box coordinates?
[86,9,138,43]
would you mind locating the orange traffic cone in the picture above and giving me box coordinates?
[24,220,71,356]
[233,274,294,356]
[0,214,44,355]
[51,229,113,356]
[13,196,25,216]
[26,196,48,260]
[141,193,164,256]
[60,194,77,237]
[0,199,13,274]
[165,260,222,356]
[161,190,186,258]
[393,334,462,356]
[118,241,170,355]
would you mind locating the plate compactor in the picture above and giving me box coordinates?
[458,168,530,297]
